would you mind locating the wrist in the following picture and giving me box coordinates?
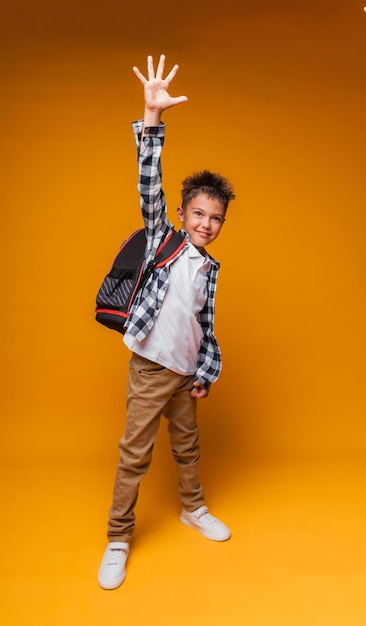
[143,108,161,127]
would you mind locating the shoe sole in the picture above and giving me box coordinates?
[98,570,126,590]
[180,513,231,542]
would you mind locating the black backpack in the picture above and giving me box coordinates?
[95,228,186,334]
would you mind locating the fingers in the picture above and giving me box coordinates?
[132,54,188,109]
[190,381,208,399]
[156,54,166,79]
[191,388,208,399]
[164,63,179,85]
[147,54,155,80]
[132,65,147,84]
[171,95,189,106]
[133,54,179,85]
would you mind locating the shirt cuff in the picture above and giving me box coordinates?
[132,120,165,137]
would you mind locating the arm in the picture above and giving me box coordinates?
[132,55,188,242]
[191,262,222,399]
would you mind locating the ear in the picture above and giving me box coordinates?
[176,206,184,223]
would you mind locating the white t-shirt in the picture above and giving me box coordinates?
[123,242,211,375]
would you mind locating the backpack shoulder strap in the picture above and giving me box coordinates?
[140,229,186,292]
[154,230,186,268]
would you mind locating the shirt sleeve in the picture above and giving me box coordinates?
[195,263,222,385]
[132,120,173,252]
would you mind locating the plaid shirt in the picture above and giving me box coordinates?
[124,120,222,386]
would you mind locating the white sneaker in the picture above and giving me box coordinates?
[98,542,130,590]
[180,506,231,541]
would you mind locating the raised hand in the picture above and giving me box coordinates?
[133,54,188,118]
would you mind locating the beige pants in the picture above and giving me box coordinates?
[107,353,205,541]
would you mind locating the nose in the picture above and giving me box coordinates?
[202,216,210,230]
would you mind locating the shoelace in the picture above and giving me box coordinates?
[199,512,217,527]
[107,549,125,566]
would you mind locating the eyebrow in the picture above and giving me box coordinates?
[191,207,225,216]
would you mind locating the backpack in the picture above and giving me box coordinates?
[95,228,186,334]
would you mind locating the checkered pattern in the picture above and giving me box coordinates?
[124,120,222,385]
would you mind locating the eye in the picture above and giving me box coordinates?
[213,216,223,223]
[194,210,202,217]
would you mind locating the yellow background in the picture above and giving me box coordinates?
[1,1,366,624]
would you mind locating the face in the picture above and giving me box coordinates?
[177,193,226,250]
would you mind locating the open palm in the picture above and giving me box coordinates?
[133,54,188,112]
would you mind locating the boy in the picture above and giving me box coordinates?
[98,54,235,590]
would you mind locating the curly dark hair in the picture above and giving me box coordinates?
[181,169,235,211]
